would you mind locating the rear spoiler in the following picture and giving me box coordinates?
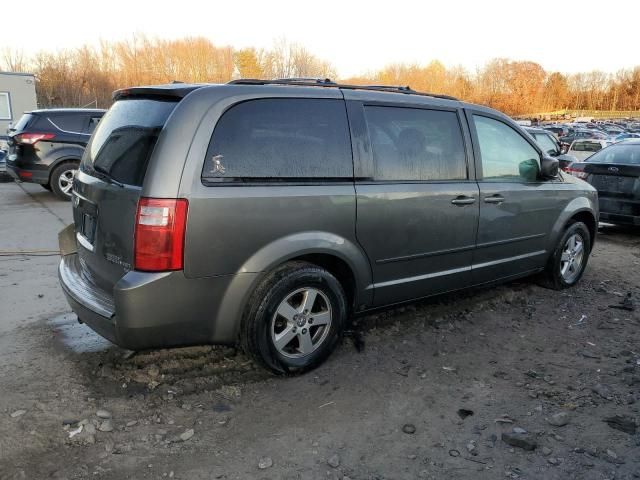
[113,83,207,101]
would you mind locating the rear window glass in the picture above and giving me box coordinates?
[572,141,602,152]
[364,106,466,181]
[82,99,177,187]
[12,114,34,132]
[203,99,352,181]
[587,144,640,165]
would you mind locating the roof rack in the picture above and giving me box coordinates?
[227,78,459,101]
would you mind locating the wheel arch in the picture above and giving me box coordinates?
[47,155,82,184]
[215,232,373,342]
[547,196,598,257]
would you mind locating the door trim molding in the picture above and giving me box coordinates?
[476,232,546,249]
[376,232,545,265]
[371,249,546,290]
[376,244,475,264]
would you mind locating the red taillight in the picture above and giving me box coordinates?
[134,198,188,272]
[15,133,56,145]
[567,167,588,179]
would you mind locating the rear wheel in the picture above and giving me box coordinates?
[241,261,347,374]
[540,221,591,290]
[50,162,78,200]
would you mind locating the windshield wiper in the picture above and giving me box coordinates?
[92,165,125,188]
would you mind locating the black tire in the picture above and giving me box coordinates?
[540,221,591,290]
[241,261,347,374]
[41,183,52,191]
[50,162,78,201]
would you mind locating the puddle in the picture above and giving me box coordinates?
[48,312,113,353]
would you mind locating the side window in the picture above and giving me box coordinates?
[203,99,352,181]
[49,114,86,133]
[87,116,102,134]
[473,115,540,182]
[363,106,466,181]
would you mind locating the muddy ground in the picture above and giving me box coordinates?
[0,181,639,480]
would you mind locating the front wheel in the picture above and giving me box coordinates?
[540,221,591,290]
[241,261,347,374]
[50,162,78,201]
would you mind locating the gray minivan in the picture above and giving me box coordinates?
[59,79,598,373]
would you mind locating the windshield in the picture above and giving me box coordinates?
[586,144,640,165]
[81,98,177,186]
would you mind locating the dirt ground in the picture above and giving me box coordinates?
[1,181,639,480]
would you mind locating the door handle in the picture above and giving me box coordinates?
[451,195,476,206]
[484,195,505,204]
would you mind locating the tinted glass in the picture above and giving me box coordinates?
[364,106,466,181]
[82,99,177,187]
[474,115,540,182]
[572,141,602,152]
[586,144,640,165]
[532,132,558,154]
[50,113,86,133]
[87,116,102,134]
[11,113,34,132]
[204,99,352,181]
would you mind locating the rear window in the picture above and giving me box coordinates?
[82,99,177,187]
[572,141,603,152]
[203,99,352,182]
[11,113,34,132]
[587,144,640,165]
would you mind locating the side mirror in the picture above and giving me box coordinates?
[518,158,540,182]
[540,156,559,178]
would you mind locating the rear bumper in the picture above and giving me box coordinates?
[58,253,259,350]
[6,162,49,184]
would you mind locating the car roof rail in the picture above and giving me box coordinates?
[226,78,459,101]
[228,78,336,86]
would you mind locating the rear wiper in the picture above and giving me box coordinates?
[92,165,125,188]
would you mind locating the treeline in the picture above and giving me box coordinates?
[2,37,640,115]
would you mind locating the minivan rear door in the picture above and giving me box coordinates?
[346,95,479,306]
[73,97,179,289]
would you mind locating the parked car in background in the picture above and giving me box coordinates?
[0,148,9,181]
[6,108,105,200]
[567,139,613,162]
[568,139,640,226]
[613,133,640,142]
[560,128,608,147]
[58,79,597,374]
[524,126,577,171]
[543,125,570,138]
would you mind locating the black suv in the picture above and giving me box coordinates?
[7,108,105,200]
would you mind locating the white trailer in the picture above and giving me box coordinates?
[0,72,37,137]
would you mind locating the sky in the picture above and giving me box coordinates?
[2,0,638,77]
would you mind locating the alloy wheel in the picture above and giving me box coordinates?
[560,233,585,283]
[57,168,76,196]
[270,287,332,358]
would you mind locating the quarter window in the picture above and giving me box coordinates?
[203,99,352,181]
[474,115,540,182]
[364,106,466,181]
